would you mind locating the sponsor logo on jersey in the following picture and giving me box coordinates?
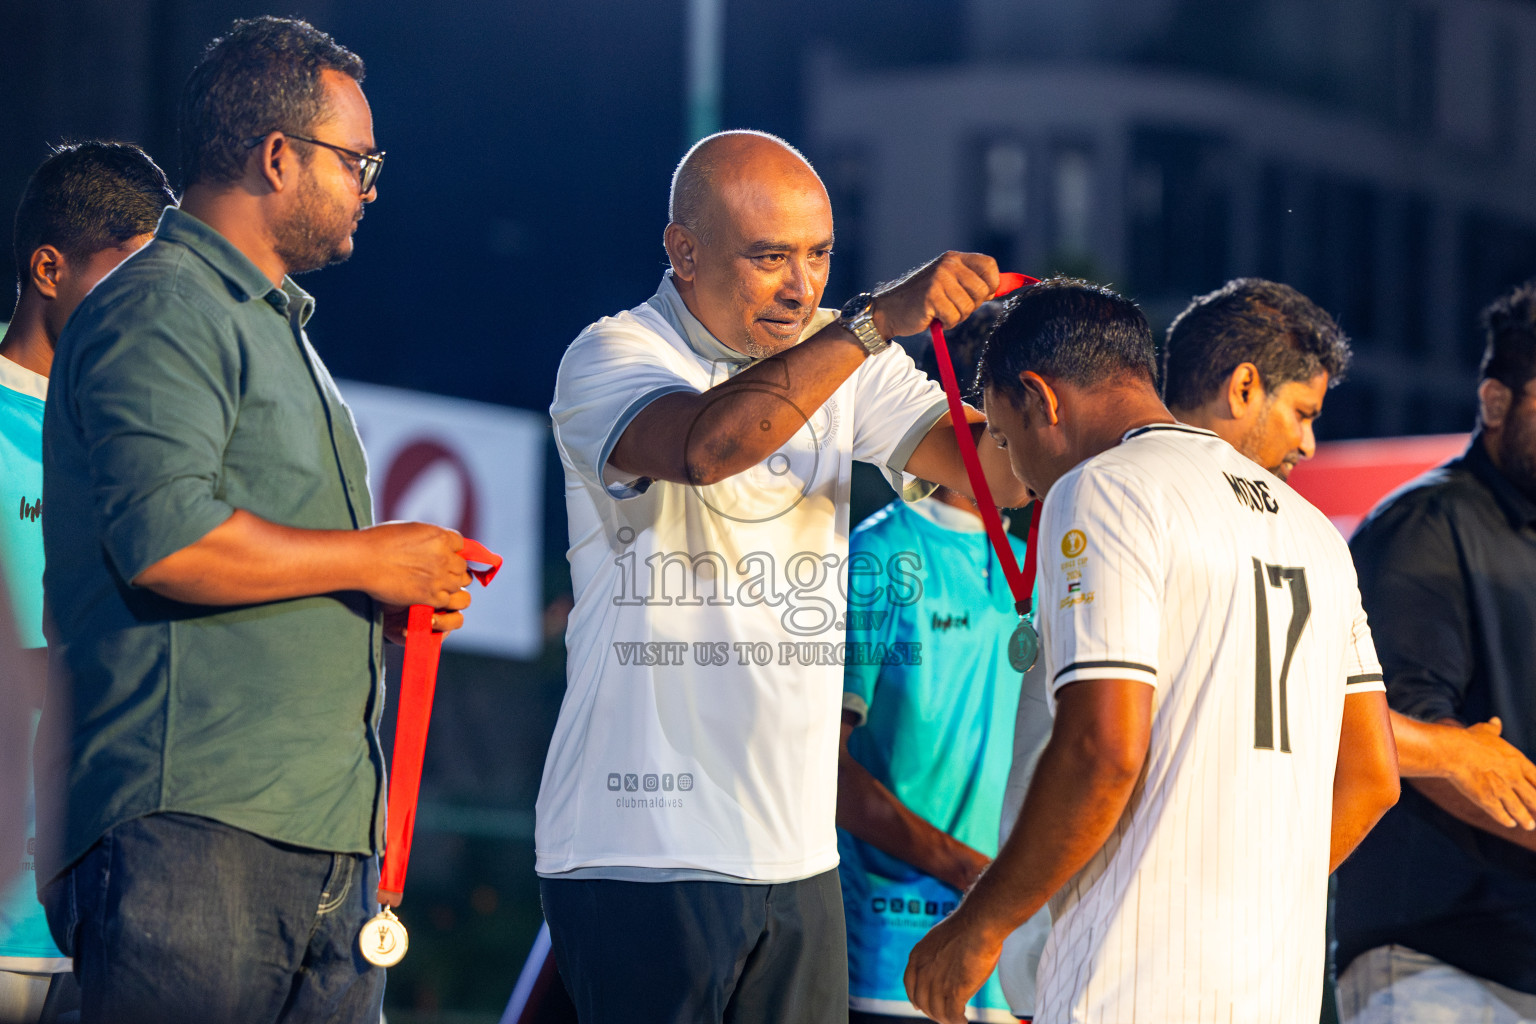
[929,612,971,632]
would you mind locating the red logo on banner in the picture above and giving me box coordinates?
[382,439,480,539]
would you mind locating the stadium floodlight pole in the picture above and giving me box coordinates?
[686,0,724,144]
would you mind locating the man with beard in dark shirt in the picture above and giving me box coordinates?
[1336,279,1536,1022]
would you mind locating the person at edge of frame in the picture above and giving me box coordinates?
[0,142,176,1024]
[1335,280,1536,1024]
[35,17,472,1024]
[1161,276,1536,1024]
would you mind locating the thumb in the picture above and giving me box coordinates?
[1489,716,1504,735]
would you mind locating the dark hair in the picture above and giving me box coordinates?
[179,16,364,187]
[13,141,175,295]
[1161,278,1351,410]
[1480,280,1536,392]
[979,277,1155,403]
[923,299,1005,400]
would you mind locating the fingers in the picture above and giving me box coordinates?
[1506,794,1536,831]
[1483,789,1521,828]
[875,251,1003,336]
[930,253,1001,330]
[430,610,466,633]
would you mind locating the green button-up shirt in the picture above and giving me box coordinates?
[39,206,384,881]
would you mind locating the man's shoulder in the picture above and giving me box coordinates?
[1059,431,1185,505]
[850,501,914,548]
[557,304,681,372]
[72,238,229,332]
[1352,458,1483,547]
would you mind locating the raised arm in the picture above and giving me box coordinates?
[610,252,999,486]
[905,678,1152,1024]
[903,410,1034,510]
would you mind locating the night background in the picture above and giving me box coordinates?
[7,0,1535,1018]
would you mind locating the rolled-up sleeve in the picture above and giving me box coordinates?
[65,290,239,582]
[1349,500,1472,724]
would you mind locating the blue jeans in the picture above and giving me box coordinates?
[39,813,383,1024]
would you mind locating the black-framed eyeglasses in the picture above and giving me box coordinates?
[244,132,385,193]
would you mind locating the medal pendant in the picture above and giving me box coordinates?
[1008,619,1039,673]
[359,906,409,968]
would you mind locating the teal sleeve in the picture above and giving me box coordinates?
[63,290,239,582]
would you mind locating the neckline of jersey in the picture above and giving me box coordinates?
[1122,422,1219,442]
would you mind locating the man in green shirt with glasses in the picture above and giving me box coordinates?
[36,17,469,1023]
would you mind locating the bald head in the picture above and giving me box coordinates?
[662,130,835,359]
[669,130,824,242]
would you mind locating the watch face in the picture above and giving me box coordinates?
[841,292,875,320]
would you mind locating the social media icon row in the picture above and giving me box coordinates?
[607,772,693,793]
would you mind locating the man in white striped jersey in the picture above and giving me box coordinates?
[906,277,1400,1024]
[1164,278,1536,834]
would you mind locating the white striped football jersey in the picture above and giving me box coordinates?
[1029,423,1384,1024]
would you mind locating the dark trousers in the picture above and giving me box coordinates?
[40,812,383,1024]
[540,868,847,1024]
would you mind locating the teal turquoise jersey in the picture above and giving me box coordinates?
[839,499,1028,1021]
[0,360,65,961]
[0,365,45,648]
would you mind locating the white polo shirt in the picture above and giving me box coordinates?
[537,274,948,882]
[1023,423,1384,1023]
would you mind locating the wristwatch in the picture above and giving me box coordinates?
[838,292,890,355]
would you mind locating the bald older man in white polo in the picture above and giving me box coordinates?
[538,130,1029,1023]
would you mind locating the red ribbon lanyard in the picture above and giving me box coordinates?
[377,539,503,906]
[927,272,1041,617]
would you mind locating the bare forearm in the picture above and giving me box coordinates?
[685,330,866,481]
[904,412,1033,510]
[1391,712,1465,777]
[132,510,469,611]
[838,756,989,892]
[1329,692,1400,871]
[132,509,371,604]
[955,724,1142,943]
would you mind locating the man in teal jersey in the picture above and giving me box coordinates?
[0,142,175,1023]
[838,303,1033,1023]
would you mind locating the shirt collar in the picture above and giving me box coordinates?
[0,352,47,400]
[1464,431,1536,529]
[1123,421,1220,443]
[646,272,753,366]
[155,207,315,327]
[908,495,1009,534]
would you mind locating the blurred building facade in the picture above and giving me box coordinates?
[809,0,1536,438]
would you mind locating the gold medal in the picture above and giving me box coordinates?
[359,905,409,967]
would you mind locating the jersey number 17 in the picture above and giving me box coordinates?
[1252,558,1310,753]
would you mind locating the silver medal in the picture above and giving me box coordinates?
[1008,619,1039,673]
[359,906,409,968]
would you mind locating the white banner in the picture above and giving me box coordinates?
[338,380,546,660]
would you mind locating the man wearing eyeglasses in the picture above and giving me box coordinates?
[36,17,468,1023]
